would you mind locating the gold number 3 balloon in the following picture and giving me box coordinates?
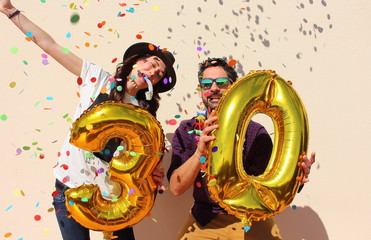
[65,102,164,239]
[207,70,309,229]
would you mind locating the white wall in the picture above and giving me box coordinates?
[1,0,370,239]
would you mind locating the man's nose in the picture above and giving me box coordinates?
[210,82,220,92]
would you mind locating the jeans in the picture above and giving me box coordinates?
[52,179,135,240]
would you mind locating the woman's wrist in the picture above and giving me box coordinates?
[1,6,17,16]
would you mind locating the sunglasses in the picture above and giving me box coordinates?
[199,77,230,89]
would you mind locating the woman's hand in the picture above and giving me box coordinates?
[0,0,16,16]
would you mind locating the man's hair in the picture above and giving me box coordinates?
[198,57,238,82]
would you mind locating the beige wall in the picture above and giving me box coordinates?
[1,0,370,239]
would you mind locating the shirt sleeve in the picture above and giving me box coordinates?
[166,120,195,181]
[77,60,112,111]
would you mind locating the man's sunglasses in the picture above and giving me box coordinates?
[199,77,230,89]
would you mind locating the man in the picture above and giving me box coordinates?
[167,57,315,239]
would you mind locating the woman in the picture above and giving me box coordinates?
[0,1,176,239]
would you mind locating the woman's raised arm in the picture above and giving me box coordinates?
[0,0,83,76]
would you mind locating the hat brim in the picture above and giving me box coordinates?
[123,42,176,93]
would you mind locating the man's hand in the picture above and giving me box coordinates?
[299,152,316,183]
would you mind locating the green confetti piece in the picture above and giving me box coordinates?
[117,86,123,91]
[62,48,70,54]
[23,146,31,150]
[10,47,19,54]
[129,151,137,156]
[0,114,8,121]
[34,101,41,107]
[32,142,38,145]
[23,60,28,65]
[175,115,181,118]
[117,146,124,151]
[35,129,41,132]
[81,197,88,202]
[70,14,80,23]
[63,113,69,118]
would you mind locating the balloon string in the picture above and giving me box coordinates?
[144,76,153,100]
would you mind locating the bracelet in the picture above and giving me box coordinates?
[8,10,21,19]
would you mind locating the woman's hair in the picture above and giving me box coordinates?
[109,54,161,117]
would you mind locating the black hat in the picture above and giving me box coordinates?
[123,42,176,93]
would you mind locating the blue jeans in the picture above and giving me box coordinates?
[53,179,135,240]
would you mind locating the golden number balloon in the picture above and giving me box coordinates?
[207,70,309,228]
[65,102,164,239]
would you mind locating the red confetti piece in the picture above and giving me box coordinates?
[66,151,70,156]
[77,77,83,85]
[39,154,45,159]
[91,77,97,83]
[34,215,41,221]
[57,152,61,157]
[51,190,59,197]
[62,177,69,183]
[119,3,127,7]
[136,34,142,39]
[168,119,177,125]
[228,59,237,66]
[196,182,201,188]
[61,164,69,170]
[111,58,117,63]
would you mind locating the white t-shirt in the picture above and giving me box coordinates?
[53,60,138,197]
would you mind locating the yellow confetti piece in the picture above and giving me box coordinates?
[42,228,50,234]
[70,3,77,10]
[152,218,158,223]
[9,82,16,88]
[47,207,54,212]
[83,0,90,6]
[86,124,93,130]
[13,189,25,197]
[153,6,159,11]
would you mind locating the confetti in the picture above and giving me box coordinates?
[70,13,80,24]
[9,81,16,88]
[168,119,177,125]
[10,47,18,54]
[0,114,8,121]
[34,215,41,221]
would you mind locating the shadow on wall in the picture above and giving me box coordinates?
[275,206,329,240]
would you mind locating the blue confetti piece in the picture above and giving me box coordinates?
[66,32,71,38]
[68,200,75,206]
[5,205,13,211]
[36,202,40,207]
[200,156,206,164]
[244,226,251,232]
[46,96,54,100]
[26,32,33,37]
[292,205,297,210]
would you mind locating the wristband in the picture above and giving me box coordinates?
[8,10,21,19]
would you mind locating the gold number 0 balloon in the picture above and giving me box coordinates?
[207,70,309,228]
[65,102,164,239]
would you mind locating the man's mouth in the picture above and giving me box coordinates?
[208,96,222,103]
